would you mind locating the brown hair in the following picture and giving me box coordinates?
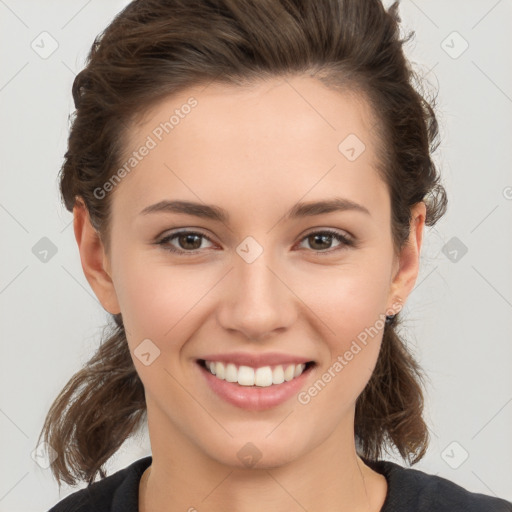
[38,0,447,486]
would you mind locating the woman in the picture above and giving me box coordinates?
[40,0,512,510]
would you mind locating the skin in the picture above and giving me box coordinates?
[74,75,425,512]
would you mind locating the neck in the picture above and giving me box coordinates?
[139,406,387,512]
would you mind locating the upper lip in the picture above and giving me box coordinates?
[198,352,314,367]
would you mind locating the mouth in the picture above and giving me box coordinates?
[196,358,316,411]
[197,359,316,387]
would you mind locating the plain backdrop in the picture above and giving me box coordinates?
[1,0,511,510]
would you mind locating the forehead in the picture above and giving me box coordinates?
[112,75,388,226]
[129,75,379,156]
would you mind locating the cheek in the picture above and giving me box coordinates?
[113,243,392,349]
[295,287,386,419]
[294,258,390,399]
[298,254,392,338]
[106,232,221,432]
[111,258,213,411]
[112,236,392,370]
[111,251,218,356]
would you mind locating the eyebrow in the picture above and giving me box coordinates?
[139,197,371,222]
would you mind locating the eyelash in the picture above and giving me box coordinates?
[155,228,356,256]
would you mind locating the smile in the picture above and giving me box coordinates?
[203,360,309,387]
[196,355,316,410]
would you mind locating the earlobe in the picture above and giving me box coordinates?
[73,198,121,314]
[388,202,427,310]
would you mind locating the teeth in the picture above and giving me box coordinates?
[225,363,238,382]
[254,366,273,387]
[238,365,254,386]
[293,364,304,378]
[215,361,226,380]
[205,361,307,387]
[272,365,285,384]
[284,364,295,381]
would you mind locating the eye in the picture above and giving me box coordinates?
[156,230,216,255]
[156,228,355,256]
[296,229,355,254]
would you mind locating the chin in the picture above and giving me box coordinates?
[200,428,311,470]
[214,445,301,470]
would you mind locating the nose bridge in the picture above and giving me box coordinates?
[217,243,294,340]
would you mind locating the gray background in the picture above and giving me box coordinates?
[1,0,511,510]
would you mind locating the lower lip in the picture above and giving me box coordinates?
[197,362,314,411]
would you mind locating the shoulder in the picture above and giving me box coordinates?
[364,458,512,512]
[47,456,152,512]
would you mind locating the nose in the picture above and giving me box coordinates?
[216,249,296,342]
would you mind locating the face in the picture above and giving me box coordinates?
[76,75,425,470]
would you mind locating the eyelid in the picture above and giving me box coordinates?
[156,227,212,241]
[156,228,217,248]
[300,226,354,242]
[156,227,356,255]
[294,228,356,253]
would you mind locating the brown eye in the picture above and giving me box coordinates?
[157,231,215,254]
[176,233,203,250]
[156,228,355,256]
[297,230,354,254]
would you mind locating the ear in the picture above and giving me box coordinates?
[73,198,121,314]
[387,201,426,313]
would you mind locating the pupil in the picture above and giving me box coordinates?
[311,234,331,250]
[181,234,201,249]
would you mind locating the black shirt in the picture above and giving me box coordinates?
[48,455,512,511]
